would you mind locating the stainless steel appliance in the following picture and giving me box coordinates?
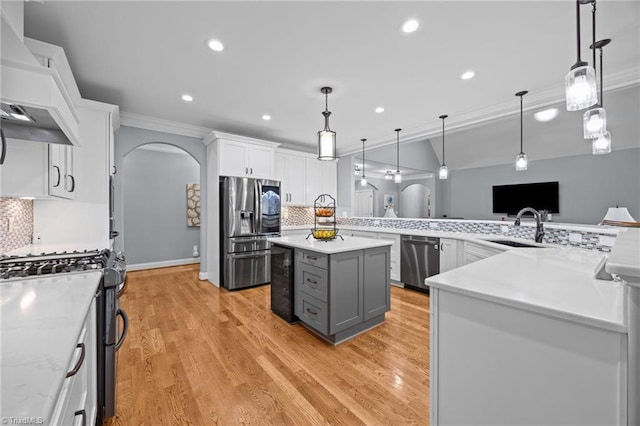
[401,235,440,292]
[270,245,297,323]
[0,249,128,424]
[0,102,73,145]
[220,176,280,290]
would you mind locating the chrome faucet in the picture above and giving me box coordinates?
[514,207,545,243]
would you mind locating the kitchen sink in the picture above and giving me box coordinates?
[486,239,543,248]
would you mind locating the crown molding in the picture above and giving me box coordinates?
[203,130,281,148]
[337,66,640,157]
[120,111,213,139]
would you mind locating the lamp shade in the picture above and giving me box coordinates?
[592,131,612,155]
[515,153,528,171]
[317,129,336,160]
[583,106,607,139]
[602,207,636,222]
[565,65,598,111]
[438,165,448,180]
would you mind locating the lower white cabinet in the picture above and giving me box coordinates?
[50,297,97,426]
[463,241,503,265]
[346,230,377,239]
[377,233,401,282]
[440,238,460,273]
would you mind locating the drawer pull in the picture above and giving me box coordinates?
[306,308,318,316]
[66,343,85,378]
[74,409,86,426]
[306,278,318,285]
[306,255,318,261]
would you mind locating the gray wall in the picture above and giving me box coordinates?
[122,148,200,264]
[440,147,640,224]
[114,126,208,271]
[355,176,435,218]
[340,138,444,216]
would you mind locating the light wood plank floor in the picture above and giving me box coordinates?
[105,264,430,425]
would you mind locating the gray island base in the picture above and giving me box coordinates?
[269,235,392,345]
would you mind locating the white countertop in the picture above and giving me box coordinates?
[0,271,102,421]
[606,229,640,281]
[268,234,393,254]
[426,248,626,333]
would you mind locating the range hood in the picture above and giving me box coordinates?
[1,102,72,145]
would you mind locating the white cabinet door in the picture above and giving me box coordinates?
[63,146,76,199]
[305,158,322,204]
[219,140,248,177]
[247,145,274,179]
[287,155,306,204]
[49,144,67,197]
[440,238,459,273]
[377,232,402,281]
[274,153,287,187]
[320,160,337,200]
[0,139,48,197]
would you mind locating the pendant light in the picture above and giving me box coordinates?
[592,38,612,155]
[515,90,528,171]
[438,114,449,180]
[394,128,402,183]
[583,1,606,138]
[384,171,393,180]
[360,138,367,186]
[565,0,598,111]
[317,87,336,160]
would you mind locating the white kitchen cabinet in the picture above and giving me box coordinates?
[276,152,306,205]
[0,139,48,197]
[377,232,402,282]
[49,144,76,199]
[463,241,503,265]
[305,158,322,204]
[346,230,378,239]
[440,238,459,273]
[218,139,275,179]
[50,297,97,426]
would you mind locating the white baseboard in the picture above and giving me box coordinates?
[198,272,209,281]
[127,258,200,271]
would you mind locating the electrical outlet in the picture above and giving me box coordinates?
[374,220,381,225]
[598,235,616,247]
[429,222,438,229]
[8,217,15,232]
[501,225,509,234]
[569,233,583,244]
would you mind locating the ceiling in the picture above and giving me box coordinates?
[23,1,640,156]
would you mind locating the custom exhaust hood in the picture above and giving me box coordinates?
[1,102,72,145]
[1,15,80,146]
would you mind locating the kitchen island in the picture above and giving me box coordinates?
[268,235,392,344]
[426,244,628,426]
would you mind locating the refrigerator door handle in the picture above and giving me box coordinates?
[255,180,263,235]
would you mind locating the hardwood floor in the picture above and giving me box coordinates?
[105,264,430,425]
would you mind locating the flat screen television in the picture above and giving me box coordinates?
[492,181,559,215]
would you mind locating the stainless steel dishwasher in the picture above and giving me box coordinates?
[401,235,440,292]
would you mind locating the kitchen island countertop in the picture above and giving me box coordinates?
[0,271,101,422]
[268,234,392,254]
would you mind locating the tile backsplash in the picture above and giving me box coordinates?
[0,198,34,254]
[282,206,315,226]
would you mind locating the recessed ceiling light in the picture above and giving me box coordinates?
[534,108,559,122]
[375,107,385,114]
[181,94,193,102]
[262,114,271,121]
[208,39,224,52]
[401,19,421,34]
[461,71,475,80]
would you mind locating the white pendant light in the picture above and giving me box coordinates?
[384,171,393,180]
[565,0,598,111]
[438,114,449,180]
[394,128,402,183]
[515,90,528,171]
[590,38,613,155]
[317,87,336,160]
[360,138,368,187]
[582,1,607,138]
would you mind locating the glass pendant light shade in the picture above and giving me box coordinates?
[317,87,336,161]
[394,172,402,183]
[360,177,367,187]
[438,165,449,180]
[516,153,528,171]
[565,65,598,111]
[583,106,606,138]
[384,171,393,180]
[317,129,336,160]
[592,131,611,155]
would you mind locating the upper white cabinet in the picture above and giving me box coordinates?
[320,160,337,201]
[305,158,322,204]
[217,138,276,179]
[0,139,48,198]
[49,144,75,199]
[277,153,306,205]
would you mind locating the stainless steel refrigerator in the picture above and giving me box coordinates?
[220,176,281,290]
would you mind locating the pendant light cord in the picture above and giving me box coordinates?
[520,95,524,153]
[592,1,597,73]
[599,46,604,106]
[395,129,401,173]
[442,117,446,165]
[361,139,366,178]
[576,0,582,63]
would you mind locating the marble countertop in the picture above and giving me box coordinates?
[426,248,626,333]
[4,242,109,257]
[606,229,640,281]
[0,271,102,421]
[268,234,393,254]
